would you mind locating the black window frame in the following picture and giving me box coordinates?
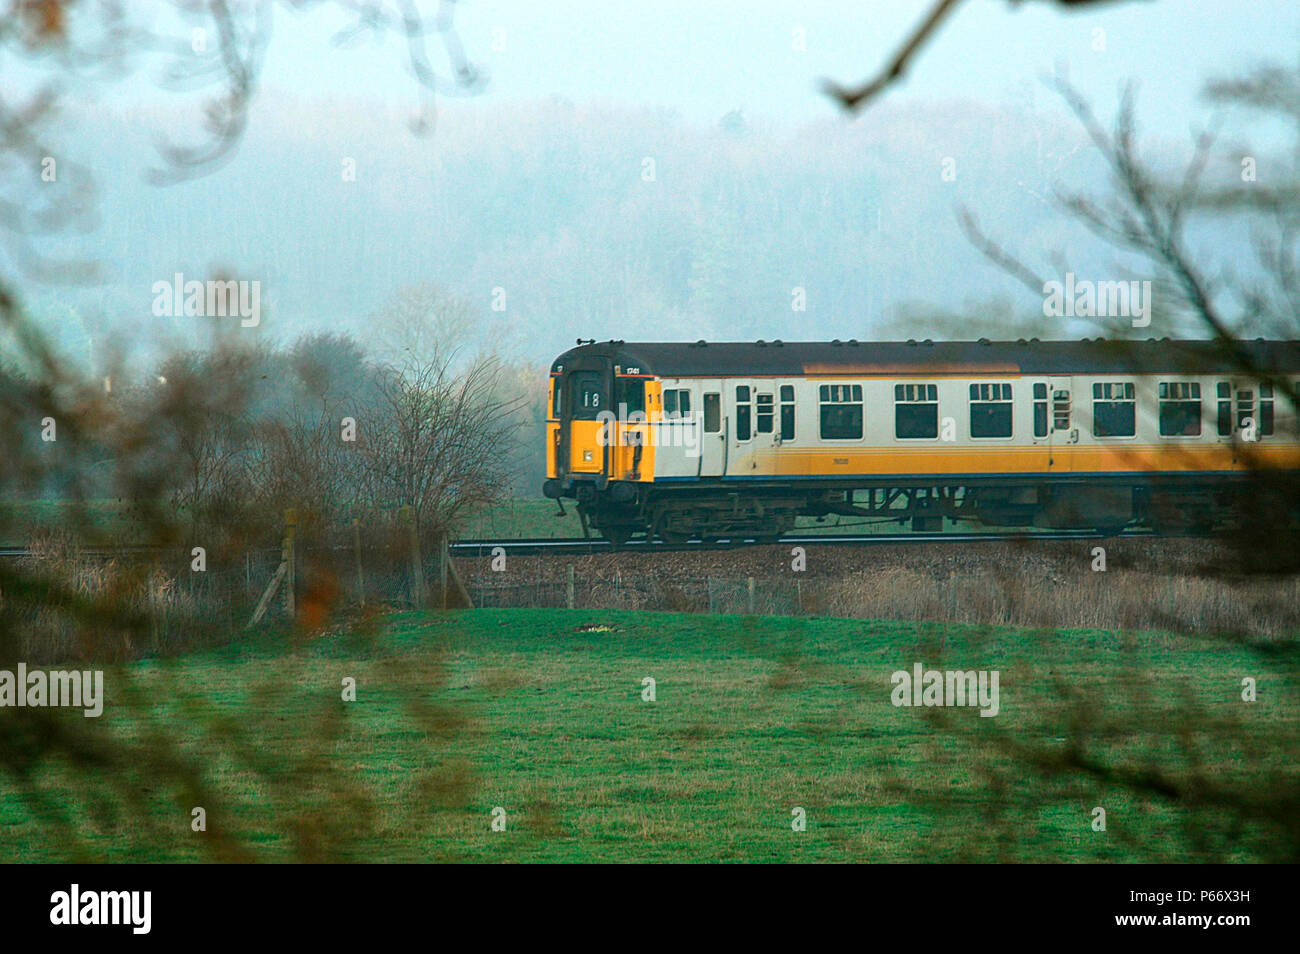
[1032,382,1048,438]
[819,383,864,440]
[736,385,752,442]
[1092,381,1137,438]
[894,383,939,440]
[703,392,721,433]
[969,382,1013,439]
[1216,382,1232,436]
[1158,381,1202,437]
[1236,388,1254,431]
[779,384,795,441]
[570,371,605,421]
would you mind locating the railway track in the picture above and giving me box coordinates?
[0,528,1171,560]
[449,528,1163,557]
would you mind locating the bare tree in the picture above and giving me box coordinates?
[359,353,520,537]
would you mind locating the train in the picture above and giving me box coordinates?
[541,338,1300,543]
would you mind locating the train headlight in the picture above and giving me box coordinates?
[583,450,593,461]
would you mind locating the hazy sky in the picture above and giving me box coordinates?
[17,1,1300,362]
[248,0,1298,130]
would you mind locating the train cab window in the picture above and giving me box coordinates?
[779,384,795,441]
[704,393,721,433]
[820,384,863,439]
[756,393,774,433]
[736,386,752,441]
[1260,384,1274,436]
[1032,383,1049,438]
[1158,382,1202,436]
[570,371,604,420]
[663,388,691,420]
[1217,382,1232,436]
[894,383,938,439]
[1092,382,1136,437]
[616,378,645,418]
[551,379,562,418]
[969,382,1013,438]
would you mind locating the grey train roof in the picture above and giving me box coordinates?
[550,339,1300,377]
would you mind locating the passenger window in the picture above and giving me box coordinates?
[663,389,678,416]
[736,386,752,441]
[895,383,938,439]
[969,382,1012,438]
[756,393,774,433]
[1092,382,1136,437]
[1261,384,1274,435]
[678,390,691,416]
[820,384,863,440]
[1158,382,1201,436]
[703,393,721,433]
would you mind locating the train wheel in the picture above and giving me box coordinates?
[601,527,632,548]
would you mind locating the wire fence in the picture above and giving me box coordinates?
[469,571,818,616]
[464,560,1300,637]
[12,519,1300,663]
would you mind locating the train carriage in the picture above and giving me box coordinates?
[542,338,1300,544]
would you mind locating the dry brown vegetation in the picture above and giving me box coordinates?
[463,539,1300,639]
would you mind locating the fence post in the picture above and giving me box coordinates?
[796,578,803,615]
[747,576,755,614]
[567,565,575,610]
[402,505,425,609]
[438,531,449,610]
[707,576,714,614]
[353,518,365,608]
[283,508,297,619]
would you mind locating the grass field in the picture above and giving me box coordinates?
[2,608,1294,863]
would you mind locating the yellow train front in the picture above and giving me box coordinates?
[542,338,1300,544]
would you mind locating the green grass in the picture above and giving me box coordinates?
[2,609,1295,862]
[460,497,584,538]
[0,498,146,546]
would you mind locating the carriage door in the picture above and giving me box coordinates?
[698,390,725,477]
[729,382,756,474]
[1048,378,1074,471]
[753,385,777,474]
[1214,381,1234,446]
